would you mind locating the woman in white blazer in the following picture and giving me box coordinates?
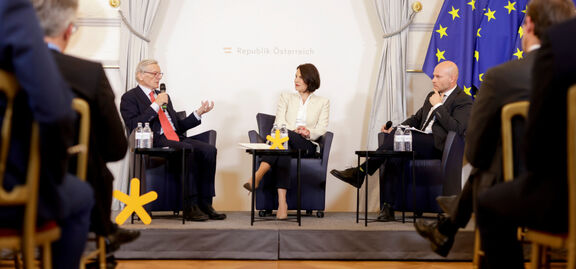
[244,63,330,219]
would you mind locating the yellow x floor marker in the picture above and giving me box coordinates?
[266,129,289,149]
[113,178,158,225]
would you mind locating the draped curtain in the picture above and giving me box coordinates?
[361,0,416,211]
[113,0,161,210]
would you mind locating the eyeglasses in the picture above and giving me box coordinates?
[143,71,164,77]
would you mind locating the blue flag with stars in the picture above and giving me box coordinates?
[422,0,528,98]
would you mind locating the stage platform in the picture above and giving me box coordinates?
[113,211,475,261]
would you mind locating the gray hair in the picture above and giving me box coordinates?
[135,59,159,81]
[32,0,78,37]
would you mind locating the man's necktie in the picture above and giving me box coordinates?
[149,91,180,141]
[420,94,447,131]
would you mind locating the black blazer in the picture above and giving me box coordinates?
[465,51,536,184]
[52,51,127,234]
[120,86,201,144]
[402,86,473,151]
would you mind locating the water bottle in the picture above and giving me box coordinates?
[394,127,405,151]
[142,122,152,148]
[404,128,412,152]
[269,123,279,145]
[135,122,143,148]
[280,124,289,150]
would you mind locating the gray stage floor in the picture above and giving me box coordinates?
[112,211,475,260]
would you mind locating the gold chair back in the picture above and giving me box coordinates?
[501,101,529,182]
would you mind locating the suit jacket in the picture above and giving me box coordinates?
[120,86,201,144]
[0,0,74,223]
[465,51,536,185]
[402,86,472,151]
[51,51,127,234]
[273,92,330,140]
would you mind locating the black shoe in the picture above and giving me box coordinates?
[377,203,395,222]
[436,195,458,214]
[414,217,455,257]
[106,227,140,253]
[330,167,363,188]
[199,204,227,220]
[184,204,209,221]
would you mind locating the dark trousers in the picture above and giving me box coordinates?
[52,174,94,269]
[158,135,217,206]
[260,130,318,189]
[477,172,567,269]
[362,131,441,176]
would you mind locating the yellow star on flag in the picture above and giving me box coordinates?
[504,1,517,14]
[468,0,476,10]
[479,73,485,82]
[518,26,524,38]
[448,6,460,20]
[484,8,496,21]
[474,50,479,62]
[513,48,524,59]
[436,48,446,62]
[464,86,472,96]
[113,178,158,225]
[266,129,289,149]
[436,24,448,39]
[477,28,482,37]
[522,8,526,13]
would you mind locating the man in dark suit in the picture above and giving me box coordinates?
[414,0,576,259]
[32,0,141,259]
[331,61,472,220]
[120,59,225,221]
[476,12,576,268]
[0,0,93,268]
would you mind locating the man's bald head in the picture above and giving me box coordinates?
[432,61,459,93]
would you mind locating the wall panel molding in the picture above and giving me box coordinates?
[77,17,120,27]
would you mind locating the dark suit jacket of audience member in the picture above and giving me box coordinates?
[0,0,75,224]
[120,86,201,143]
[51,51,127,235]
[523,18,576,226]
[401,86,472,151]
[466,51,537,187]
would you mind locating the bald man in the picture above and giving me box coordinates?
[331,61,473,220]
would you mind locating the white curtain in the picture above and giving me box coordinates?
[113,0,161,210]
[361,0,416,212]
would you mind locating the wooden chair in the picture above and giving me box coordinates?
[70,98,107,269]
[473,100,530,268]
[521,85,576,268]
[0,70,61,268]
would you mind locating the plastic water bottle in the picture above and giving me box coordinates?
[269,123,279,145]
[404,128,412,152]
[135,122,143,148]
[394,127,405,151]
[142,122,152,148]
[280,124,289,150]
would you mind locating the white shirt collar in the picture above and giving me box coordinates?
[441,85,457,100]
[527,44,540,53]
[139,84,155,96]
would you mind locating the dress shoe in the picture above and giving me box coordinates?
[436,195,458,214]
[330,167,364,188]
[243,182,255,192]
[414,217,455,257]
[184,204,209,221]
[199,204,227,220]
[377,203,395,222]
[106,227,140,253]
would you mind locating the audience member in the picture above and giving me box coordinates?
[0,0,93,268]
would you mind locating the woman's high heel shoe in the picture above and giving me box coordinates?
[276,202,288,220]
[243,182,254,192]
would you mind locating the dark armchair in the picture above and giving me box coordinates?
[378,130,465,214]
[127,111,217,213]
[248,113,333,218]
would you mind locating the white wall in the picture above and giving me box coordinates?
[72,0,443,212]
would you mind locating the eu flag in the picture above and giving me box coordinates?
[422,0,528,98]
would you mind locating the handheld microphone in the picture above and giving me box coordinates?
[385,121,393,130]
[159,83,167,111]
